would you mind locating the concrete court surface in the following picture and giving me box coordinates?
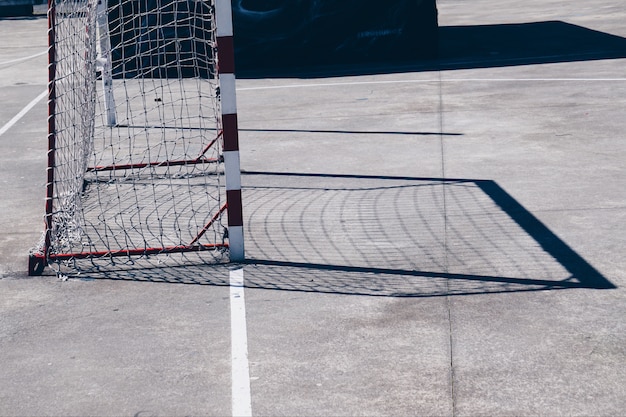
[1,0,626,415]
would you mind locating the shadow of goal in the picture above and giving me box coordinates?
[240,172,614,297]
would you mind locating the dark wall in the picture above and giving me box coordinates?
[233,0,439,69]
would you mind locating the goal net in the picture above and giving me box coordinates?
[29,0,244,276]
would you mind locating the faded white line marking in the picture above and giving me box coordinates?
[0,89,47,138]
[0,50,47,67]
[238,78,626,91]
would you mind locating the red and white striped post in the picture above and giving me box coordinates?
[215,0,244,262]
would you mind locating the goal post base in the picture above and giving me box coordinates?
[28,254,46,276]
[27,243,231,277]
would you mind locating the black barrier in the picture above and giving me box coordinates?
[232,0,439,69]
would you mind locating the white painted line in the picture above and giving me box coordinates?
[238,77,626,91]
[237,79,438,91]
[0,50,47,66]
[0,89,47,138]
[230,268,252,417]
[435,78,626,82]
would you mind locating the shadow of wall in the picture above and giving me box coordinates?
[237,20,626,78]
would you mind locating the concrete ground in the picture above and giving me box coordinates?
[1,0,626,415]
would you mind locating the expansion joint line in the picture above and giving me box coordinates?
[438,70,457,417]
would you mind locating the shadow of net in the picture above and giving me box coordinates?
[241,173,613,297]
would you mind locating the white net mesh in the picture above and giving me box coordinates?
[35,0,229,274]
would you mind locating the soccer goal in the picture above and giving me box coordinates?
[28,0,244,276]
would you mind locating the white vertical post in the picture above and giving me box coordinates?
[96,0,116,126]
[215,0,244,262]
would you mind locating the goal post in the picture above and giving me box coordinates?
[215,0,244,263]
[29,0,244,276]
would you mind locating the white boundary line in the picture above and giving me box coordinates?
[238,78,626,91]
[230,268,252,417]
[0,50,47,67]
[0,89,47,138]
